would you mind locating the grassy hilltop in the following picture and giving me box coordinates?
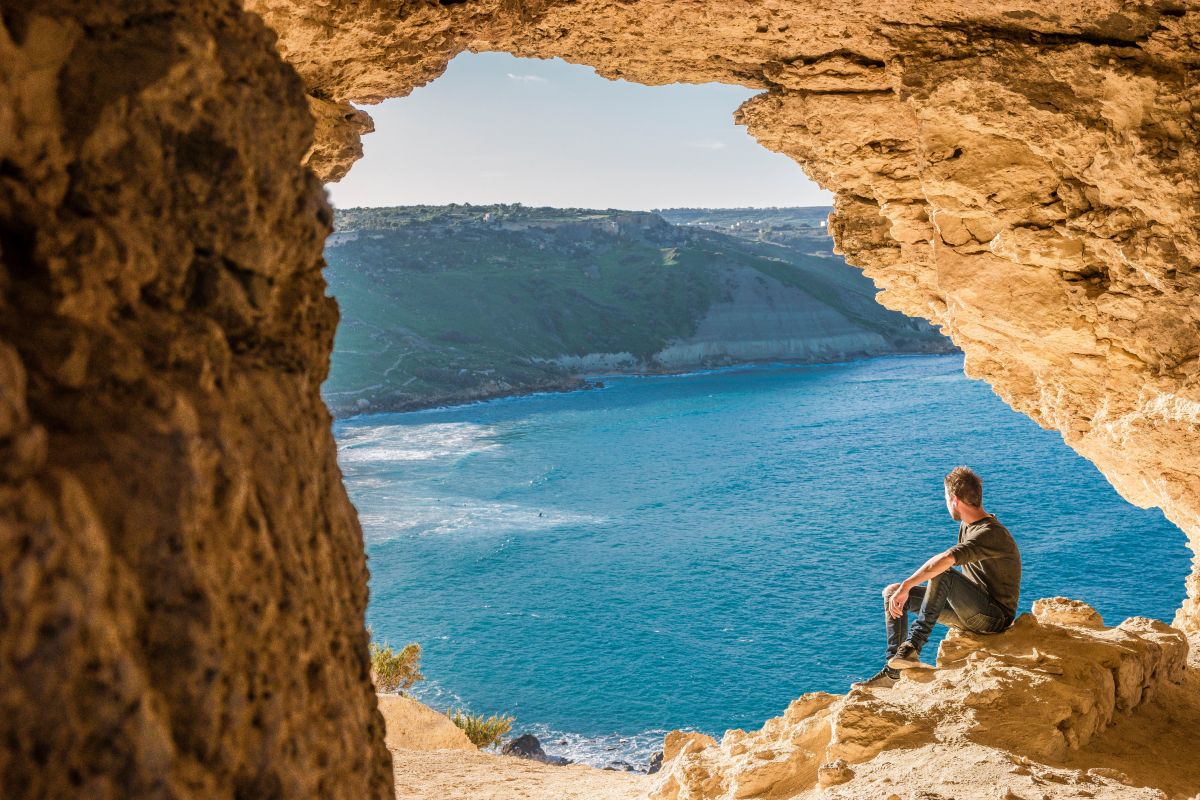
[322,204,954,416]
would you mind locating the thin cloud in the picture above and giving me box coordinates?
[506,73,548,83]
[685,138,727,150]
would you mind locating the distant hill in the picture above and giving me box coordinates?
[322,204,955,416]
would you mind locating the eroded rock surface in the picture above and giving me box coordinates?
[0,4,389,798]
[378,694,475,752]
[650,599,1191,799]
[248,0,1200,630]
[4,1,1200,798]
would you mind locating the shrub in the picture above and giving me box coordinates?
[369,637,424,694]
[446,708,514,749]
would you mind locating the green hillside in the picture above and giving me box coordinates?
[322,205,953,416]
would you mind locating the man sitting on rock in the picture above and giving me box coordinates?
[855,466,1021,689]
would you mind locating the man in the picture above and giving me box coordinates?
[855,466,1021,689]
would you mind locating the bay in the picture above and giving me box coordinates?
[335,353,1190,767]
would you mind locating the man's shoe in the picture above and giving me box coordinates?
[887,641,924,670]
[852,666,899,689]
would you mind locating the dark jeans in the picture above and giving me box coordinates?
[885,568,1012,659]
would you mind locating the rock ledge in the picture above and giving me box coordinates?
[652,598,1188,799]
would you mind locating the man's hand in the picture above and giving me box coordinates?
[887,585,909,619]
[885,550,956,620]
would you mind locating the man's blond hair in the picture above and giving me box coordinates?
[944,466,983,507]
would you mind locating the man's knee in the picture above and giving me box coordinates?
[882,582,901,600]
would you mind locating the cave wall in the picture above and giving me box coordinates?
[251,0,1200,630]
[0,3,391,797]
[1,0,1198,797]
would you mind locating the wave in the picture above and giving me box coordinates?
[357,498,605,539]
[336,421,500,463]
[517,723,675,772]
[408,681,673,772]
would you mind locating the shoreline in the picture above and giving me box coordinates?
[329,349,962,422]
[403,683,688,772]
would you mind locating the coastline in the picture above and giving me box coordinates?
[326,347,960,421]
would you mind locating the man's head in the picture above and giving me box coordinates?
[944,466,983,520]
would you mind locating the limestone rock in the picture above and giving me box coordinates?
[0,4,389,798]
[1030,596,1106,629]
[817,758,854,788]
[651,600,1188,799]
[378,694,475,752]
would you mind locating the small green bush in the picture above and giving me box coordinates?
[369,638,424,694]
[446,708,514,749]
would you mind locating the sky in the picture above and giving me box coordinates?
[325,52,832,211]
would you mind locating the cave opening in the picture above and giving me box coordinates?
[4,3,1199,797]
[321,50,1193,769]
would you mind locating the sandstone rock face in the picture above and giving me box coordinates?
[650,599,1189,799]
[0,4,389,798]
[248,0,1200,631]
[378,694,475,752]
[4,1,1200,799]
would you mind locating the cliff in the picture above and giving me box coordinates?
[323,205,952,415]
[377,694,475,752]
[652,598,1196,800]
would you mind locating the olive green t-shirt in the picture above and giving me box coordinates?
[947,514,1021,618]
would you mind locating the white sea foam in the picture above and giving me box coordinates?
[408,683,670,771]
[409,680,469,712]
[507,723,673,772]
[357,498,604,539]
[337,421,501,463]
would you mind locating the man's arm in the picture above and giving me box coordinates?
[887,549,956,619]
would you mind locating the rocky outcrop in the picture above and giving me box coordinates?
[0,4,389,799]
[3,2,1199,799]
[501,733,572,765]
[377,694,475,752]
[650,599,1190,800]
[248,0,1200,633]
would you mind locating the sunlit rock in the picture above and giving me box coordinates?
[4,1,1199,797]
[651,599,1188,799]
[378,694,475,752]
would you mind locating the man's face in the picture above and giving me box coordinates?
[945,486,960,520]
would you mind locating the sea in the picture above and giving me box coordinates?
[333,353,1191,770]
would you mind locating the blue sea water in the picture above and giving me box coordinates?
[334,354,1191,769]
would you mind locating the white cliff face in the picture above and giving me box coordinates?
[652,266,895,369]
[542,265,945,375]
